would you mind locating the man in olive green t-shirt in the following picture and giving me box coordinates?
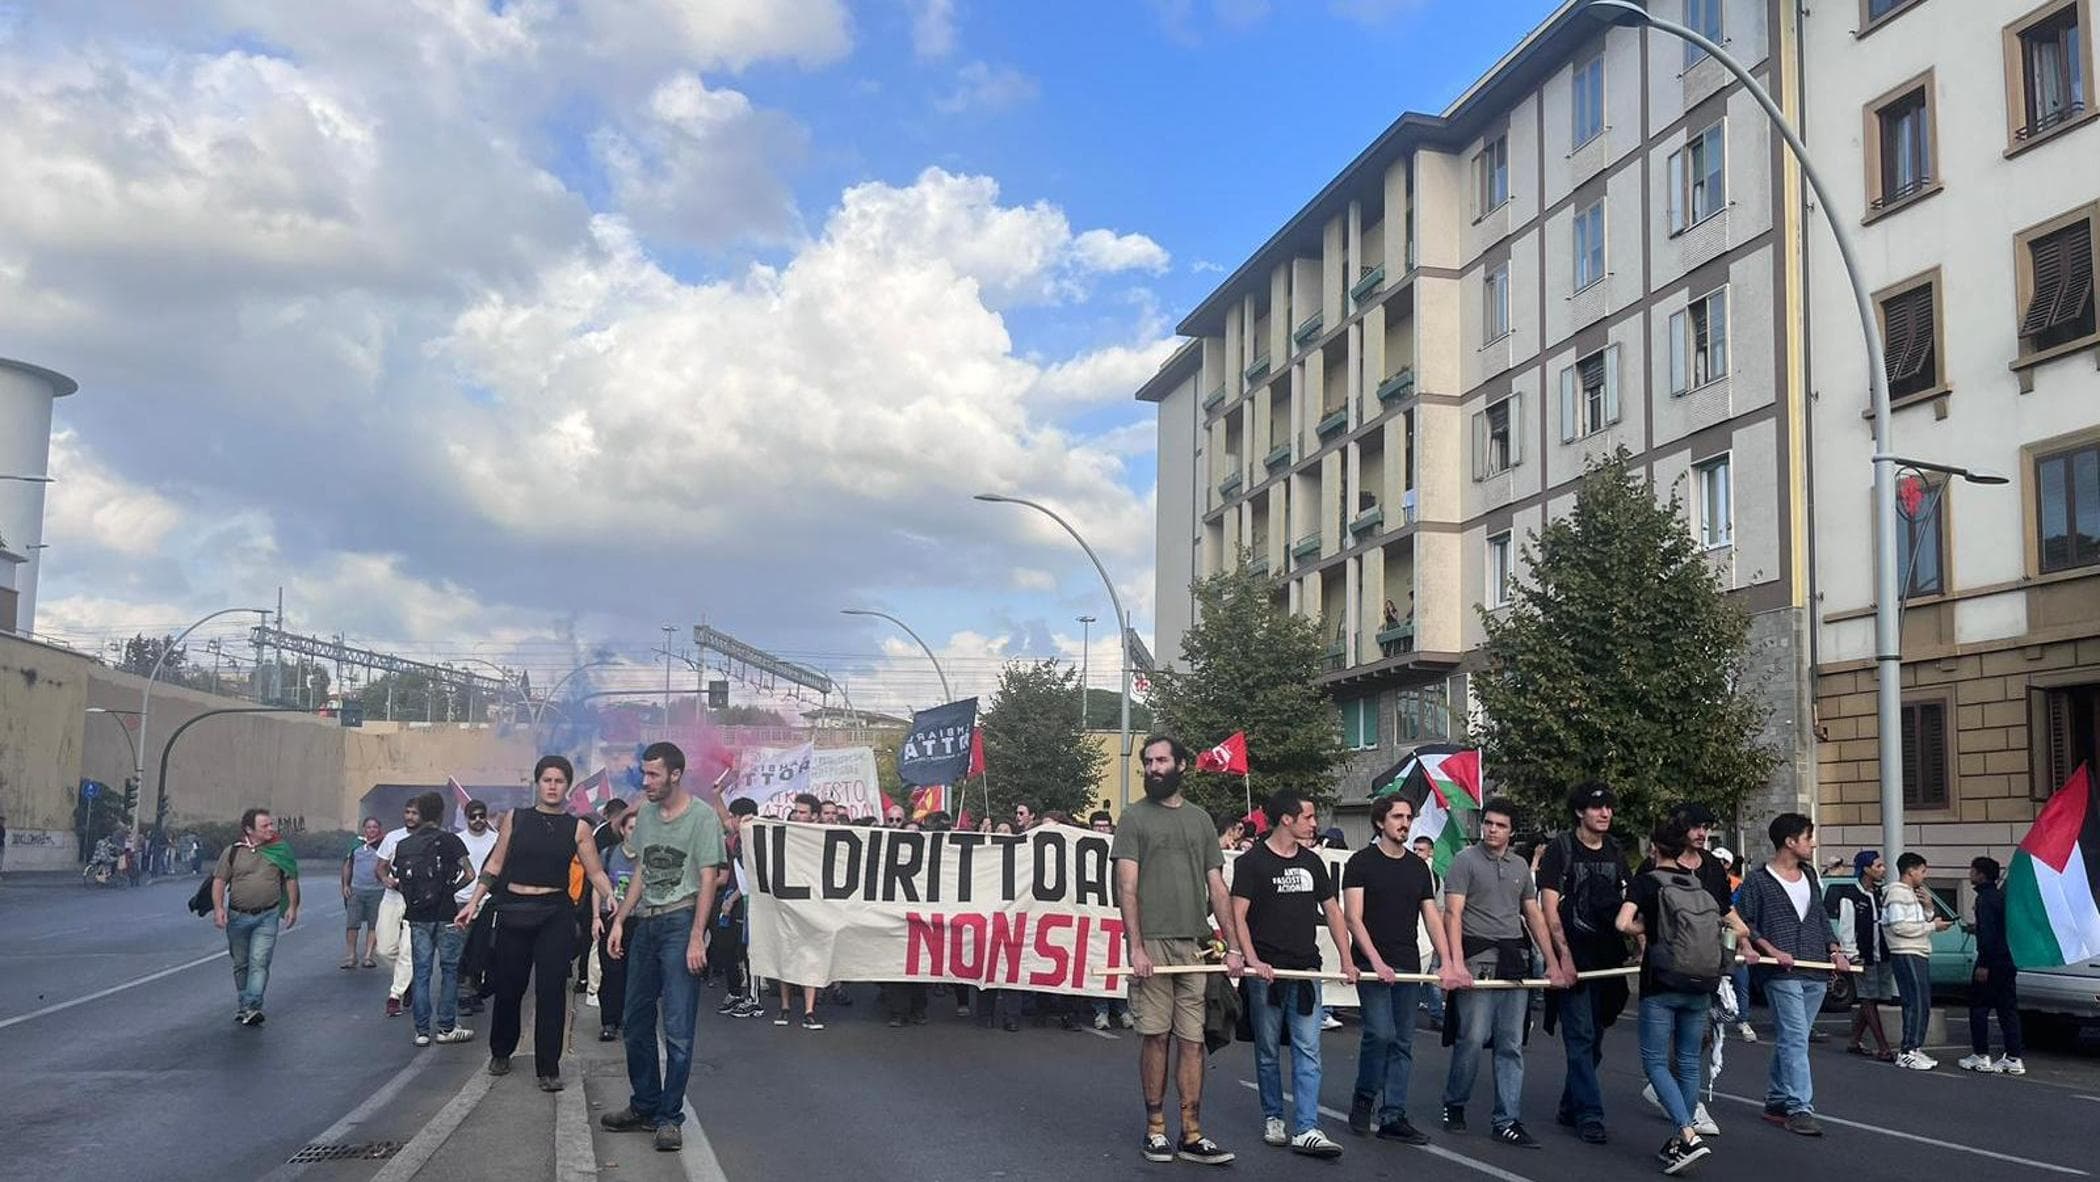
[1111,736,1242,1167]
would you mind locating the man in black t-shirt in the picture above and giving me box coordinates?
[1535,783,1631,1145]
[1341,795,1459,1144]
[394,791,476,1045]
[1231,790,1358,1159]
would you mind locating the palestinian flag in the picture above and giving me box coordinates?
[2008,762,2100,969]
[1371,746,1481,876]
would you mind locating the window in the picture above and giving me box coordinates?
[1694,453,1732,549]
[1486,532,1513,607]
[1476,135,1509,215]
[1900,701,1950,809]
[1395,684,1452,742]
[1866,0,1922,24]
[1573,199,1607,290]
[1685,0,1724,65]
[1340,697,1380,750]
[1874,87,1933,208]
[1573,55,1606,146]
[1484,263,1511,342]
[1558,346,1621,442]
[1667,122,1727,233]
[1472,394,1521,479]
[2014,4,2088,142]
[2032,683,2100,802]
[2037,440,2100,573]
[2019,216,2097,355]
[1668,286,1730,394]
[1898,474,1947,597]
[1878,280,1940,399]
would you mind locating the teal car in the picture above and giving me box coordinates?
[1819,875,1977,1007]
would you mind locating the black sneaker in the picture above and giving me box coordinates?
[598,1026,619,1042]
[1176,1136,1235,1165]
[654,1124,683,1153]
[1443,1105,1467,1134]
[717,995,742,1015]
[1347,1093,1376,1136]
[1783,1112,1822,1137]
[1760,1105,1788,1128]
[1141,1132,1174,1163]
[601,1107,653,1133]
[1660,1135,1711,1175]
[1376,1117,1431,1146]
[1493,1122,1540,1148]
[486,1056,511,1076]
[1578,1121,1608,1145]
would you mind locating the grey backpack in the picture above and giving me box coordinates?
[1645,869,1726,992]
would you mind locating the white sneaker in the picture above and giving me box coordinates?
[1737,1021,1758,1043]
[1320,1015,1344,1031]
[1263,1117,1287,1147]
[585,992,599,1009]
[1094,1012,1110,1031]
[1641,1083,1663,1112]
[1957,1054,1998,1072]
[434,1026,475,1044]
[1995,1056,2027,1075]
[1915,1051,1939,1069]
[1692,1105,1720,1137]
[1895,1050,1933,1071]
[413,1033,432,1047]
[1289,1129,1344,1158]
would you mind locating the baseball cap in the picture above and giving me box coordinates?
[1567,783,1617,812]
[1852,849,1881,877]
[1710,846,1735,867]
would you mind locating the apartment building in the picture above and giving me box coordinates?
[1141,0,1817,824]
[1805,0,2100,866]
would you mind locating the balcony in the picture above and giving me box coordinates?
[1315,407,1349,439]
[1291,533,1324,563]
[1375,620,1415,656]
[1263,443,1293,472]
[1324,637,1348,673]
[1218,470,1244,499]
[1202,384,1227,411]
[1375,367,1416,404]
[1248,555,1271,578]
[1349,505,1383,536]
[1244,354,1272,383]
[1293,312,1324,347]
[1350,264,1386,302]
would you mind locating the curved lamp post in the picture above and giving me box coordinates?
[530,660,624,727]
[840,608,953,703]
[974,493,1134,805]
[134,607,270,839]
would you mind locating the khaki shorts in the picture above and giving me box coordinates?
[1129,938,1207,1043]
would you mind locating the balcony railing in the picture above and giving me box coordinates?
[1219,470,1244,498]
[1315,407,1349,439]
[1263,443,1293,472]
[1375,367,1416,404]
[1248,555,1271,578]
[1323,637,1347,672]
[1350,506,1384,536]
[1202,384,1228,411]
[1294,312,1325,347]
[1244,354,1272,383]
[1292,533,1323,562]
[1375,620,1415,656]
[1350,264,1386,302]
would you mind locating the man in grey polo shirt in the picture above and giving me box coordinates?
[1439,796,1569,1149]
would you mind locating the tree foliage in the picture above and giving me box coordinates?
[117,633,186,678]
[1473,449,1776,838]
[976,660,1107,821]
[1147,560,1347,818]
[1080,687,1154,732]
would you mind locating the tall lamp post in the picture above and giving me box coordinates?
[1076,615,1097,729]
[134,607,269,840]
[1580,0,2005,863]
[840,608,952,703]
[974,493,1134,805]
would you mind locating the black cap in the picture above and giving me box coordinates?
[1567,783,1617,813]
[1671,801,1717,827]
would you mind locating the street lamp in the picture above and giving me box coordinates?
[531,660,623,727]
[0,474,54,483]
[134,607,270,840]
[840,608,953,702]
[1578,0,1996,864]
[86,707,141,771]
[974,493,1134,805]
[1077,615,1097,729]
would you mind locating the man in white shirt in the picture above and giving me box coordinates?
[454,800,499,1016]
[372,798,421,1018]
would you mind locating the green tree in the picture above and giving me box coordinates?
[1147,560,1348,818]
[118,633,186,678]
[1473,449,1776,839]
[712,705,790,727]
[1080,687,1153,732]
[976,660,1107,820]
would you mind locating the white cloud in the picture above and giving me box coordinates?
[1010,568,1057,592]
[1328,0,1430,24]
[1029,337,1181,407]
[935,61,1038,114]
[907,0,959,59]
[1070,228,1171,274]
[43,430,184,557]
[1190,258,1226,274]
[573,0,853,73]
[592,73,805,248]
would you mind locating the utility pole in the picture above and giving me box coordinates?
[1076,615,1095,729]
[661,624,676,731]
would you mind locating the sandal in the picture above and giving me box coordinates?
[362,958,377,968]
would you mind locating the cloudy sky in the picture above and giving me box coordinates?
[6,0,1551,715]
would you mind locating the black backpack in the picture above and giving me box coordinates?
[1645,868,1727,992]
[393,831,456,915]
[1555,833,1626,941]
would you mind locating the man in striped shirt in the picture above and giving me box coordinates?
[1733,813,1851,1137]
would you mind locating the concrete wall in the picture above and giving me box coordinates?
[1153,365,1201,672]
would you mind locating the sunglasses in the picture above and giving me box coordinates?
[466,812,487,820]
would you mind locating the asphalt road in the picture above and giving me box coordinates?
[7,875,2100,1182]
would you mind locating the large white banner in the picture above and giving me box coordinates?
[744,819,1363,1005]
[726,745,883,820]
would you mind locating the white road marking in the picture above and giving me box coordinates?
[680,1098,731,1182]
[252,1052,443,1182]
[1237,1080,1536,1182]
[2077,1094,2100,1104]
[1082,1026,1120,1040]
[1707,1091,2087,1175]
[0,950,226,1031]
[554,1071,598,1181]
[367,1066,496,1182]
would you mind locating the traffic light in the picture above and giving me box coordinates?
[122,776,139,819]
[339,702,365,728]
[706,679,729,709]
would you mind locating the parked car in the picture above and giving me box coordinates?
[2015,955,2100,1036]
[1819,874,1975,1009]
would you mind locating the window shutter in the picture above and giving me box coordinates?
[1472,410,1487,478]
[1363,698,1379,746]
[1919,703,1947,807]
[1508,393,1524,466]
[1603,345,1621,424]
[2045,220,2094,329]
[1884,287,1934,383]
[2024,229,2070,337]
[1667,149,1686,232]
[1900,704,1921,805]
[1669,309,1688,393]
[1560,366,1577,443]
[2032,688,2075,801]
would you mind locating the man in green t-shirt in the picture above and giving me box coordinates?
[1111,735,1241,1168]
[602,742,726,1153]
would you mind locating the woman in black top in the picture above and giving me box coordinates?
[455,755,617,1090]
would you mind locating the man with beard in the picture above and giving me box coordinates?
[454,801,499,1016]
[1112,735,1240,1166]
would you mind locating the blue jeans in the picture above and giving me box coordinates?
[1729,964,1752,1019]
[226,910,280,1012]
[1354,980,1423,1121]
[1555,985,1603,1127]
[409,920,466,1034]
[1443,983,1529,1130]
[1639,991,1708,1130]
[1891,954,1930,1052]
[623,909,702,1128]
[1246,979,1325,1135]
[1763,977,1828,1116]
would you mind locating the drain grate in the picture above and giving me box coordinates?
[285,1141,403,1164]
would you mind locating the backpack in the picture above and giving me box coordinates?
[393,831,456,915]
[187,876,215,917]
[1555,833,1626,941]
[1645,868,1727,993]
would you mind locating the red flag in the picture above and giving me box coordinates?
[967,727,986,777]
[1242,806,1269,837]
[957,808,974,832]
[910,785,948,821]
[447,776,473,832]
[1196,732,1249,775]
[1439,749,1482,802]
[567,768,609,815]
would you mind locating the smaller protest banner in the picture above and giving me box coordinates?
[898,698,978,787]
[726,745,884,820]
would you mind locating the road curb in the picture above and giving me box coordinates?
[555,1067,599,1181]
